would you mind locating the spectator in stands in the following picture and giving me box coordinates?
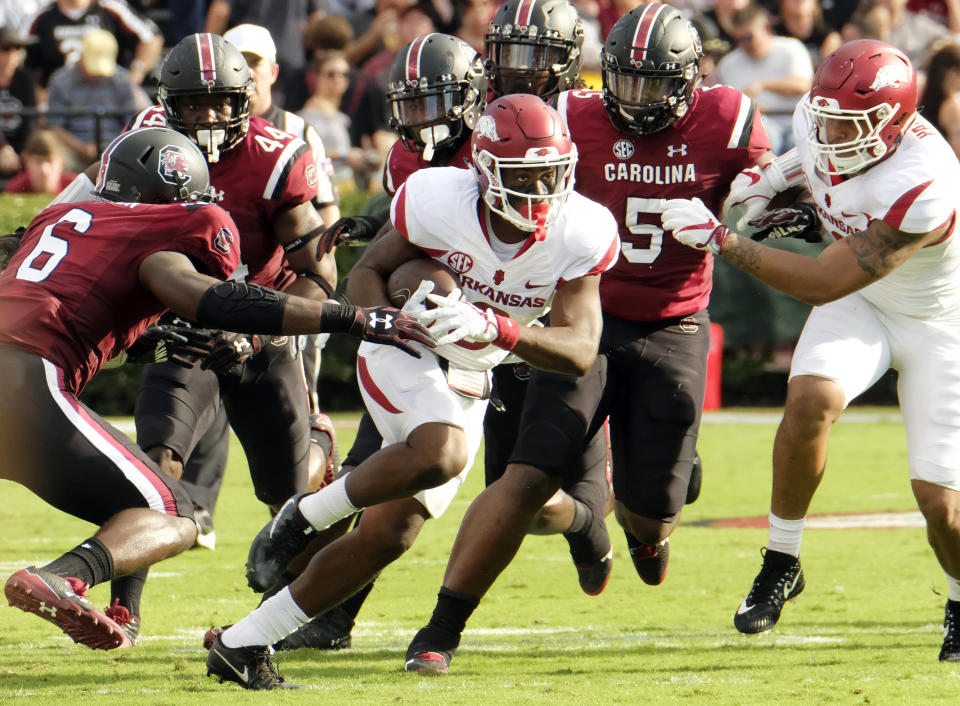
[691,15,732,86]
[3,128,77,194]
[455,0,496,54]
[205,0,326,108]
[0,26,37,176]
[0,1,47,37]
[702,0,753,52]
[295,14,395,187]
[839,2,891,42]
[907,0,960,32]
[344,0,416,67]
[714,2,813,153]
[773,0,842,66]
[920,41,960,158]
[873,0,950,65]
[298,51,367,191]
[45,28,150,172]
[360,5,435,91]
[22,0,163,89]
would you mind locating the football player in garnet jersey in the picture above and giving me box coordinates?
[48,32,343,647]
[401,3,776,674]
[204,94,620,690]
[0,127,431,654]
[663,39,960,662]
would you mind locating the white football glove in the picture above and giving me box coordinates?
[421,288,499,346]
[720,148,804,235]
[399,279,434,316]
[662,197,730,255]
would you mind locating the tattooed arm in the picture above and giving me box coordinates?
[718,218,947,306]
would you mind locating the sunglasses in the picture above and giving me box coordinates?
[323,70,349,78]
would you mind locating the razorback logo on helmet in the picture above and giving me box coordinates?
[446,251,474,274]
[869,63,910,91]
[214,227,234,254]
[474,115,500,142]
[158,145,194,185]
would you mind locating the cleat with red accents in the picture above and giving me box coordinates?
[627,536,670,586]
[105,598,140,647]
[4,566,128,650]
[405,650,451,674]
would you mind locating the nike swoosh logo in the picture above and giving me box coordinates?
[525,281,552,289]
[783,572,801,599]
[736,599,755,615]
[213,648,249,682]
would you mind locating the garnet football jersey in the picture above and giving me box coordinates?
[557,87,771,321]
[128,108,320,290]
[0,201,239,393]
[794,107,960,319]
[382,138,474,196]
[391,167,620,370]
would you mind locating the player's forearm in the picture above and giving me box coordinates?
[345,265,390,307]
[511,324,599,376]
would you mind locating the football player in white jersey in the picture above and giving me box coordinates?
[204,93,620,689]
[661,39,960,662]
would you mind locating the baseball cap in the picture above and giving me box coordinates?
[223,24,277,64]
[0,25,37,49]
[80,29,118,78]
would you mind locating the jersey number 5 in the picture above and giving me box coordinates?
[622,196,668,264]
[16,208,92,282]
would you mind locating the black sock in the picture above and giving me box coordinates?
[339,580,374,621]
[110,568,148,617]
[563,499,591,536]
[42,537,114,587]
[429,586,480,637]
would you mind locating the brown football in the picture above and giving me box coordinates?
[387,257,460,308]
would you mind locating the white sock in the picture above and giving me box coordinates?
[298,475,359,530]
[946,573,960,603]
[221,587,309,648]
[767,512,805,557]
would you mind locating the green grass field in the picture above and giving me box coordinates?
[2,409,958,704]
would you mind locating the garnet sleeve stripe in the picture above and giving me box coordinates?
[264,140,310,201]
[392,182,409,239]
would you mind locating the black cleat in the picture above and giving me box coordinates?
[686,453,703,505]
[274,605,354,651]
[733,548,805,634]
[245,494,315,592]
[206,633,301,690]
[627,535,670,585]
[564,502,614,596]
[940,600,960,662]
[4,566,128,649]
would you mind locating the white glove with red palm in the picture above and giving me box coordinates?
[662,197,730,255]
[421,288,499,345]
[720,148,804,234]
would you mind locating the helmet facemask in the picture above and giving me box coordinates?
[803,95,902,176]
[486,31,580,99]
[602,60,699,136]
[160,89,252,163]
[473,144,577,237]
[389,77,483,161]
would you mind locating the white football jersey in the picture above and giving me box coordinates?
[391,167,620,370]
[794,105,960,319]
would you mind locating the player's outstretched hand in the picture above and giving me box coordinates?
[423,288,499,346]
[200,332,264,371]
[662,198,730,255]
[748,203,823,243]
[316,216,379,255]
[350,305,435,357]
[127,323,217,367]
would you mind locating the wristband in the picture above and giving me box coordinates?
[492,314,520,351]
[319,301,359,333]
[283,225,326,253]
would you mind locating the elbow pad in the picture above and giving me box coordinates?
[196,281,288,334]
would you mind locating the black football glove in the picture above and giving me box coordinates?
[200,332,264,372]
[126,324,217,367]
[748,203,823,243]
[316,215,381,255]
[0,226,26,272]
[348,305,436,358]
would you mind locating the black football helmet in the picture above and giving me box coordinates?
[158,33,254,162]
[485,0,583,100]
[601,3,703,136]
[386,33,486,162]
[95,127,215,204]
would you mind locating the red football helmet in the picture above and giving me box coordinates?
[801,39,917,175]
[471,93,577,235]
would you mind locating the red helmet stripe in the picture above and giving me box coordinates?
[514,0,536,26]
[95,132,128,192]
[405,34,428,81]
[630,3,668,64]
[195,33,217,86]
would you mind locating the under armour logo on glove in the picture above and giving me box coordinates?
[661,198,730,255]
[349,305,436,357]
[200,332,264,372]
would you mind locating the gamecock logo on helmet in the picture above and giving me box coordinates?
[158,145,193,185]
[869,63,909,91]
[474,115,500,143]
